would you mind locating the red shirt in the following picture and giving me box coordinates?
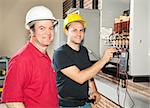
[2,42,58,108]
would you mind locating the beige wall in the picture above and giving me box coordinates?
[0,0,2,52]
[0,0,63,57]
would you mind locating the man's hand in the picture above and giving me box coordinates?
[102,48,117,63]
[89,91,101,104]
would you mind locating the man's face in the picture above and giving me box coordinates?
[66,21,85,45]
[32,20,55,47]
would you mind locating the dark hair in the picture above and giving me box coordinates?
[28,21,36,32]
[65,25,69,30]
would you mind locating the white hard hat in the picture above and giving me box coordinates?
[25,5,57,29]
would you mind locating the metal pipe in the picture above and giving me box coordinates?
[80,0,84,8]
[72,0,76,8]
[92,0,98,9]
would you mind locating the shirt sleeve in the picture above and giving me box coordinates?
[53,50,75,72]
[2,57,30,102]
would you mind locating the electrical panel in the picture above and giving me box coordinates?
[101,0,150,77]
[129,0,150,76]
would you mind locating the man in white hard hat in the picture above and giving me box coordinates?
[2,5,58,108]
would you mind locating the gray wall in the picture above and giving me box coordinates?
[0,0,2,53]
[0,0,63,57]
[102,0,130,28]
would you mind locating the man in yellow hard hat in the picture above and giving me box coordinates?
[53,13,116,107]
[2,5,58,108]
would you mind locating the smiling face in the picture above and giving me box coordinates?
[30,20,55,47]
[65,21,85,46]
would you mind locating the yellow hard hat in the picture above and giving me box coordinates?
[64,13,86,29]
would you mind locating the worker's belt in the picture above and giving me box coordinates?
[58,95,88,107]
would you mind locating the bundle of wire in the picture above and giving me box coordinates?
[115,56,135,108]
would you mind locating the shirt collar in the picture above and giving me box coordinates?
[28,42,48,58]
